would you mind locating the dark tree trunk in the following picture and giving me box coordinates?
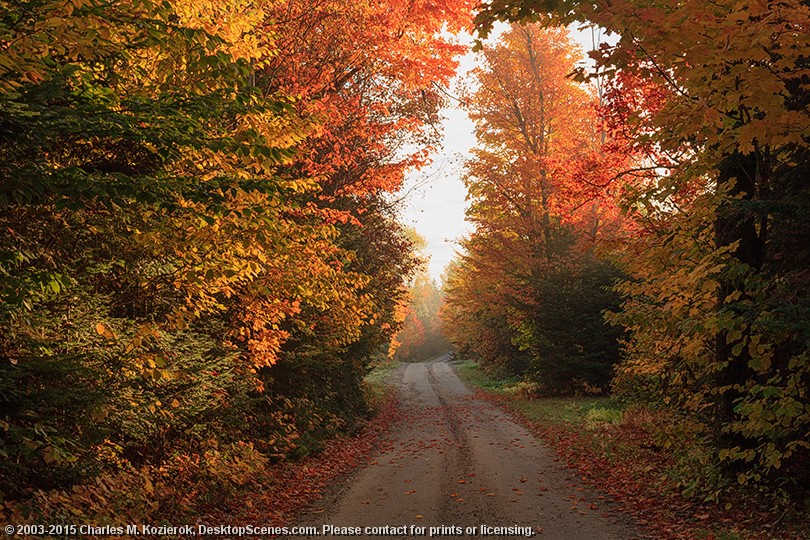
[713,151,764,464]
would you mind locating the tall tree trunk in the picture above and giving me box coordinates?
[713,151,764,466]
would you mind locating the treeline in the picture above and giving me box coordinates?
[0,0,472,521]
[394,263,449,363]
[443,26,628,395]
[445,1,809,498]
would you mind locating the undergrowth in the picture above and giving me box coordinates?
[453,358,809,540]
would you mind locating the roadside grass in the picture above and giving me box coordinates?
[365,357,400,386]
[455,358,519,392]
[363,357,401,409]
[455,359,621,425]
[453,358,809,540]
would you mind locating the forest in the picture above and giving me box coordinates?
[445,0,809,505]
[1,0,808,533]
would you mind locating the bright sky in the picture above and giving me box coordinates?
[399,24,605,281]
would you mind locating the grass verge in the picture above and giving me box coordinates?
[453,358,808,540]
[455,359,622,424]
[363,357,400,408]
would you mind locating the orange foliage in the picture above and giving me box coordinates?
[261,0,475,201]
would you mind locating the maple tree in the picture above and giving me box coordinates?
[475,0,810,495]
[442,24,628,392]
[0,0,474,521]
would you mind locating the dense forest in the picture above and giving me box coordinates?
[445,0,809,504]
[0,0,473,522]
[0,0,807,528]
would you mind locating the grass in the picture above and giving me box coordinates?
[454,358,623,425]
[452,358,810,539]
[365,357,400,386]
[362,357,401,409]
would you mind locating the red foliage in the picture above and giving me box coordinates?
[262,0,474,203]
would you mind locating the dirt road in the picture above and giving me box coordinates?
[290,356,638,539]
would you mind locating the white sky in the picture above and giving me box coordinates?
[399,24,607,281]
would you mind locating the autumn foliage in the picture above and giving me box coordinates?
[469,0,810,502]
[1,0,808,525]
[394,271,449,362]
[0,0,472,521]
[442,25,629,393]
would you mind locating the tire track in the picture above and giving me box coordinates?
[290,356,639,539]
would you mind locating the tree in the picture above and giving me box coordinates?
[0,0,476,517]
[475,0,810,490]
[394,272,450,362]
[443,23,626,393]
[243,0,474,423]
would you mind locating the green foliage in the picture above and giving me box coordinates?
[0,0,452,523]
[520,252,624,393]
[475,0,810,500]
[445,229,624,394]
[608,168,810,494]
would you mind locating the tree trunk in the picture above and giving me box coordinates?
[713,151,764,465]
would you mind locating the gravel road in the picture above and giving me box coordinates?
[289,355,639,539]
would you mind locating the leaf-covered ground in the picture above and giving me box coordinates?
[205,392,402,530]
[457,365,809,540]
[207,359,807,539]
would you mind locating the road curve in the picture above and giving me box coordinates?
[289,355,639,539]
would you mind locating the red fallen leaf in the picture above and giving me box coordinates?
[457,479,467,484]
[450,492,459,497]
[405,490,416,495]
[519,477,527,483]
[415,515,423,520]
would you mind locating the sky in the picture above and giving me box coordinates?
[398,24,605,281]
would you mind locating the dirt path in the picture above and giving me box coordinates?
[288,356,639,539]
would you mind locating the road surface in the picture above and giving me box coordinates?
[290,355,638,539]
